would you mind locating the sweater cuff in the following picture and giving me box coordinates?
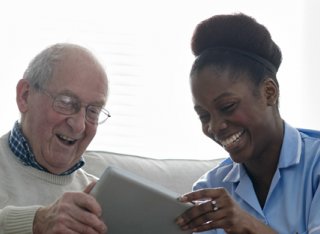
[2,205,42,234]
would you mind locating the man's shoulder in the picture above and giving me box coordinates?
[74,168,98,182]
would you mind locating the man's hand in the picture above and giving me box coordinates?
[33,182,107,234]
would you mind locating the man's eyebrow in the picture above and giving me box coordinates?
[55,90,77,97]
[57,90,106,106]
[90,101,106,107]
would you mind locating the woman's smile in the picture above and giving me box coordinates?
[218,129,245,151]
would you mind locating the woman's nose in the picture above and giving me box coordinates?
[208,116,228,135]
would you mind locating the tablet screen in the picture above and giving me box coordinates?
[90,166,193,234]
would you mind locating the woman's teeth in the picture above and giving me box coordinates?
[220,131,243,148]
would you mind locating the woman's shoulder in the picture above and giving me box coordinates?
[192,157,235,190]
[298,128,320,139]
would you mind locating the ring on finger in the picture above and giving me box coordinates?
[211,200,218,211]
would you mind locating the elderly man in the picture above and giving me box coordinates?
[0,43,109,233]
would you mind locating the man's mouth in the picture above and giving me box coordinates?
[57,134,77,146]
[218,130,245,149]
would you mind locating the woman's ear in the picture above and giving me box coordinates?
[263,78,279,106]
[16,79,31,113]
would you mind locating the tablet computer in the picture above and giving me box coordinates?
[90,166,193,234]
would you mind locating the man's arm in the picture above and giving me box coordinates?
[0,205,42,234]
[0,183,107,234]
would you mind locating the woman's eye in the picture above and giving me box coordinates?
[221,102,236,112]
[199,114,210,123]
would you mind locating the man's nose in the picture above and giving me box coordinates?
[66,108,87,133]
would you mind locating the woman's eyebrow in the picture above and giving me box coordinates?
[212,92,233,103]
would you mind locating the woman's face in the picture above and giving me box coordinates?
[191,66,279,163]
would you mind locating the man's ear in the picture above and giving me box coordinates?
[16,79,31,113]
[263,78,279,106]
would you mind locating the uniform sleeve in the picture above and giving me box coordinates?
[192,173,211,191]
[0,205,42,234]
[308,173,320,233]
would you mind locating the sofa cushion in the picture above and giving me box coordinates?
[83,150,224,194]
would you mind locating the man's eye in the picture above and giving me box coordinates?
[88,106,102,115]
[56,96,77,110]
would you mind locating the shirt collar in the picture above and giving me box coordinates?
[277,122,301,168]
[9,121,84,175]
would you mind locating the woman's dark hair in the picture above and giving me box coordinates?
[190,13,282,88]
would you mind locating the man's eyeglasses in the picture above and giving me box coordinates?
[40,89,111,125]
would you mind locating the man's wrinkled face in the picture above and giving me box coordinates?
[17,49,108,174]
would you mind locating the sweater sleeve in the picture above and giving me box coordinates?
[0,205,42,234]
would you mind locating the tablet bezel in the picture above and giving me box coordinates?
[90,166,193,234]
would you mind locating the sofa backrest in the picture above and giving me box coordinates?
[83,150,225,194]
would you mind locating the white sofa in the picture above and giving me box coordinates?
[83,150,225,194]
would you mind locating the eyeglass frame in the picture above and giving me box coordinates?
[39,88,111,125]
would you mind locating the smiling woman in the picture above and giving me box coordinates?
[0,0,319,159]
[175,12,320,233]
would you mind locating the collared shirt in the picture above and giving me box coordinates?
[193,122,320,234]
[8,121,84,175]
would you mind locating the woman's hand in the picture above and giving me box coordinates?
[176,188,276,234]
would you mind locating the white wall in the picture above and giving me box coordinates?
[300,0,320,130]
[0,0,318,159]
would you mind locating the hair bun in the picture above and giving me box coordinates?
[191,13,282,70]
